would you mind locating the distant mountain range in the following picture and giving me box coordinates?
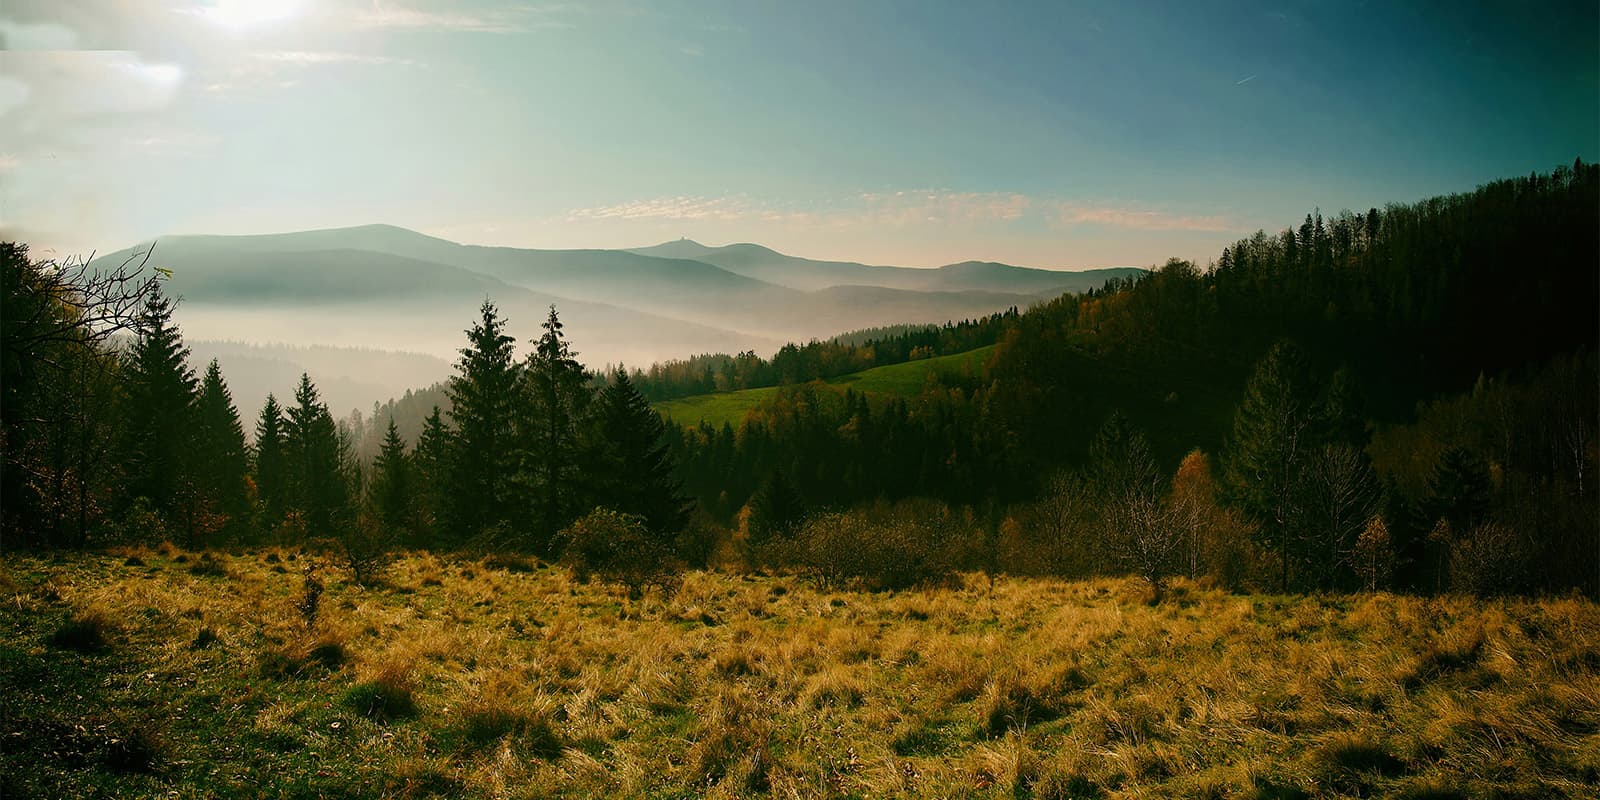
[628,238,1136,295]
[94,225,1142,414]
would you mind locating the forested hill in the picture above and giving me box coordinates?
[667,162,1598,594]
[985,159,1600,467]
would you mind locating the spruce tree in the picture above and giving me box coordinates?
[1223,340,1320,591]
[285,373,349,538]
[369,418,414,538]
[253,394,289,533]
[747,468,803,543]
[412,405,453,544]
[193,359,250,534]
[594,368,691,536]
[120,285,198,524]
[520,305,593,552]
[1428,446,1493,533]
[445,302,519,541]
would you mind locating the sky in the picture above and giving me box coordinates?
[1,0,1595,269]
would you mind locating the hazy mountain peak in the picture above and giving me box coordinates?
[627,238,718,259]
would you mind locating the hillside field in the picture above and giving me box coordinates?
[655,346,997,427]
[2,549,1597,799]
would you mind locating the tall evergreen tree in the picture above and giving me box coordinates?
[369,418,414,538]
[1224,340,1320,591]
[747,468,804,543]
[193,359,250,534]
[412,405,452,545]
[520,305,593,552]
[1428,446,1493,534]
[593,369,691,535]
[120,285,198,523]
[253,394,289,533]
[284,373,349,537]
[445,302,519,541]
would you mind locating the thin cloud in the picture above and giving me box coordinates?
[1235,74,1257,85]
[253,50,418,66]
[567,196,757,222]
[342,3,573,34]
[565,191,1034,229]
[1055,203,1234,232]
[564,192,1235,237]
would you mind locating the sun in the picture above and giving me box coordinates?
[200,0,306,29]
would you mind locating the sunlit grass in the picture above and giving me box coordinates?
[655,345,995,427]
[1,548,1596,798]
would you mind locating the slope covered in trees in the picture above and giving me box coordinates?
[663,161,1599,595]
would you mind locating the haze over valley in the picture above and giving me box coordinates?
[94,224,1141,415]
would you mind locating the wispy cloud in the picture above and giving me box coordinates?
[565,191,1034,228]
[1235,74,1257,85]
[342,3,574,34]
[1055,203,1234,231]
[567,196,757,222]
[854,191,1032,226]
[564,192,1238,236]
[252,50,417,67]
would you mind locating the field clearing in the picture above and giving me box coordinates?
[655,346,996,427]
[2,549,1598,799]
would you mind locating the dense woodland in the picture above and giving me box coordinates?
[2,161,1595,597]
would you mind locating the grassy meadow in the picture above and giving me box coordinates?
[2,548,1598,799]
[655,346,995,427]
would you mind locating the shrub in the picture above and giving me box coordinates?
[112,497,169,545]
[555,508,680,595]
[1449,520,1535,595]
[339,515,393,586]
[674,512,723,570]
[766,502,973,590]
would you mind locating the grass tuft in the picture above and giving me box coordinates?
[344,677,416,721]
[482,553,539,573]
[187,552,231,578]
[454,702,563,759]
[101,718,164,774]
[190,626,220,649]
[49,613,109,653]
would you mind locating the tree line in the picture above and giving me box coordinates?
[2,249,688,566]
[609,310,1019,402]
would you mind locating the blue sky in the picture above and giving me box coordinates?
[1,0,1594,268]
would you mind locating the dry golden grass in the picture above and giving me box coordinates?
[1,549,1597,799]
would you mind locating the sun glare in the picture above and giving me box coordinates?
[201,0,306,29]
